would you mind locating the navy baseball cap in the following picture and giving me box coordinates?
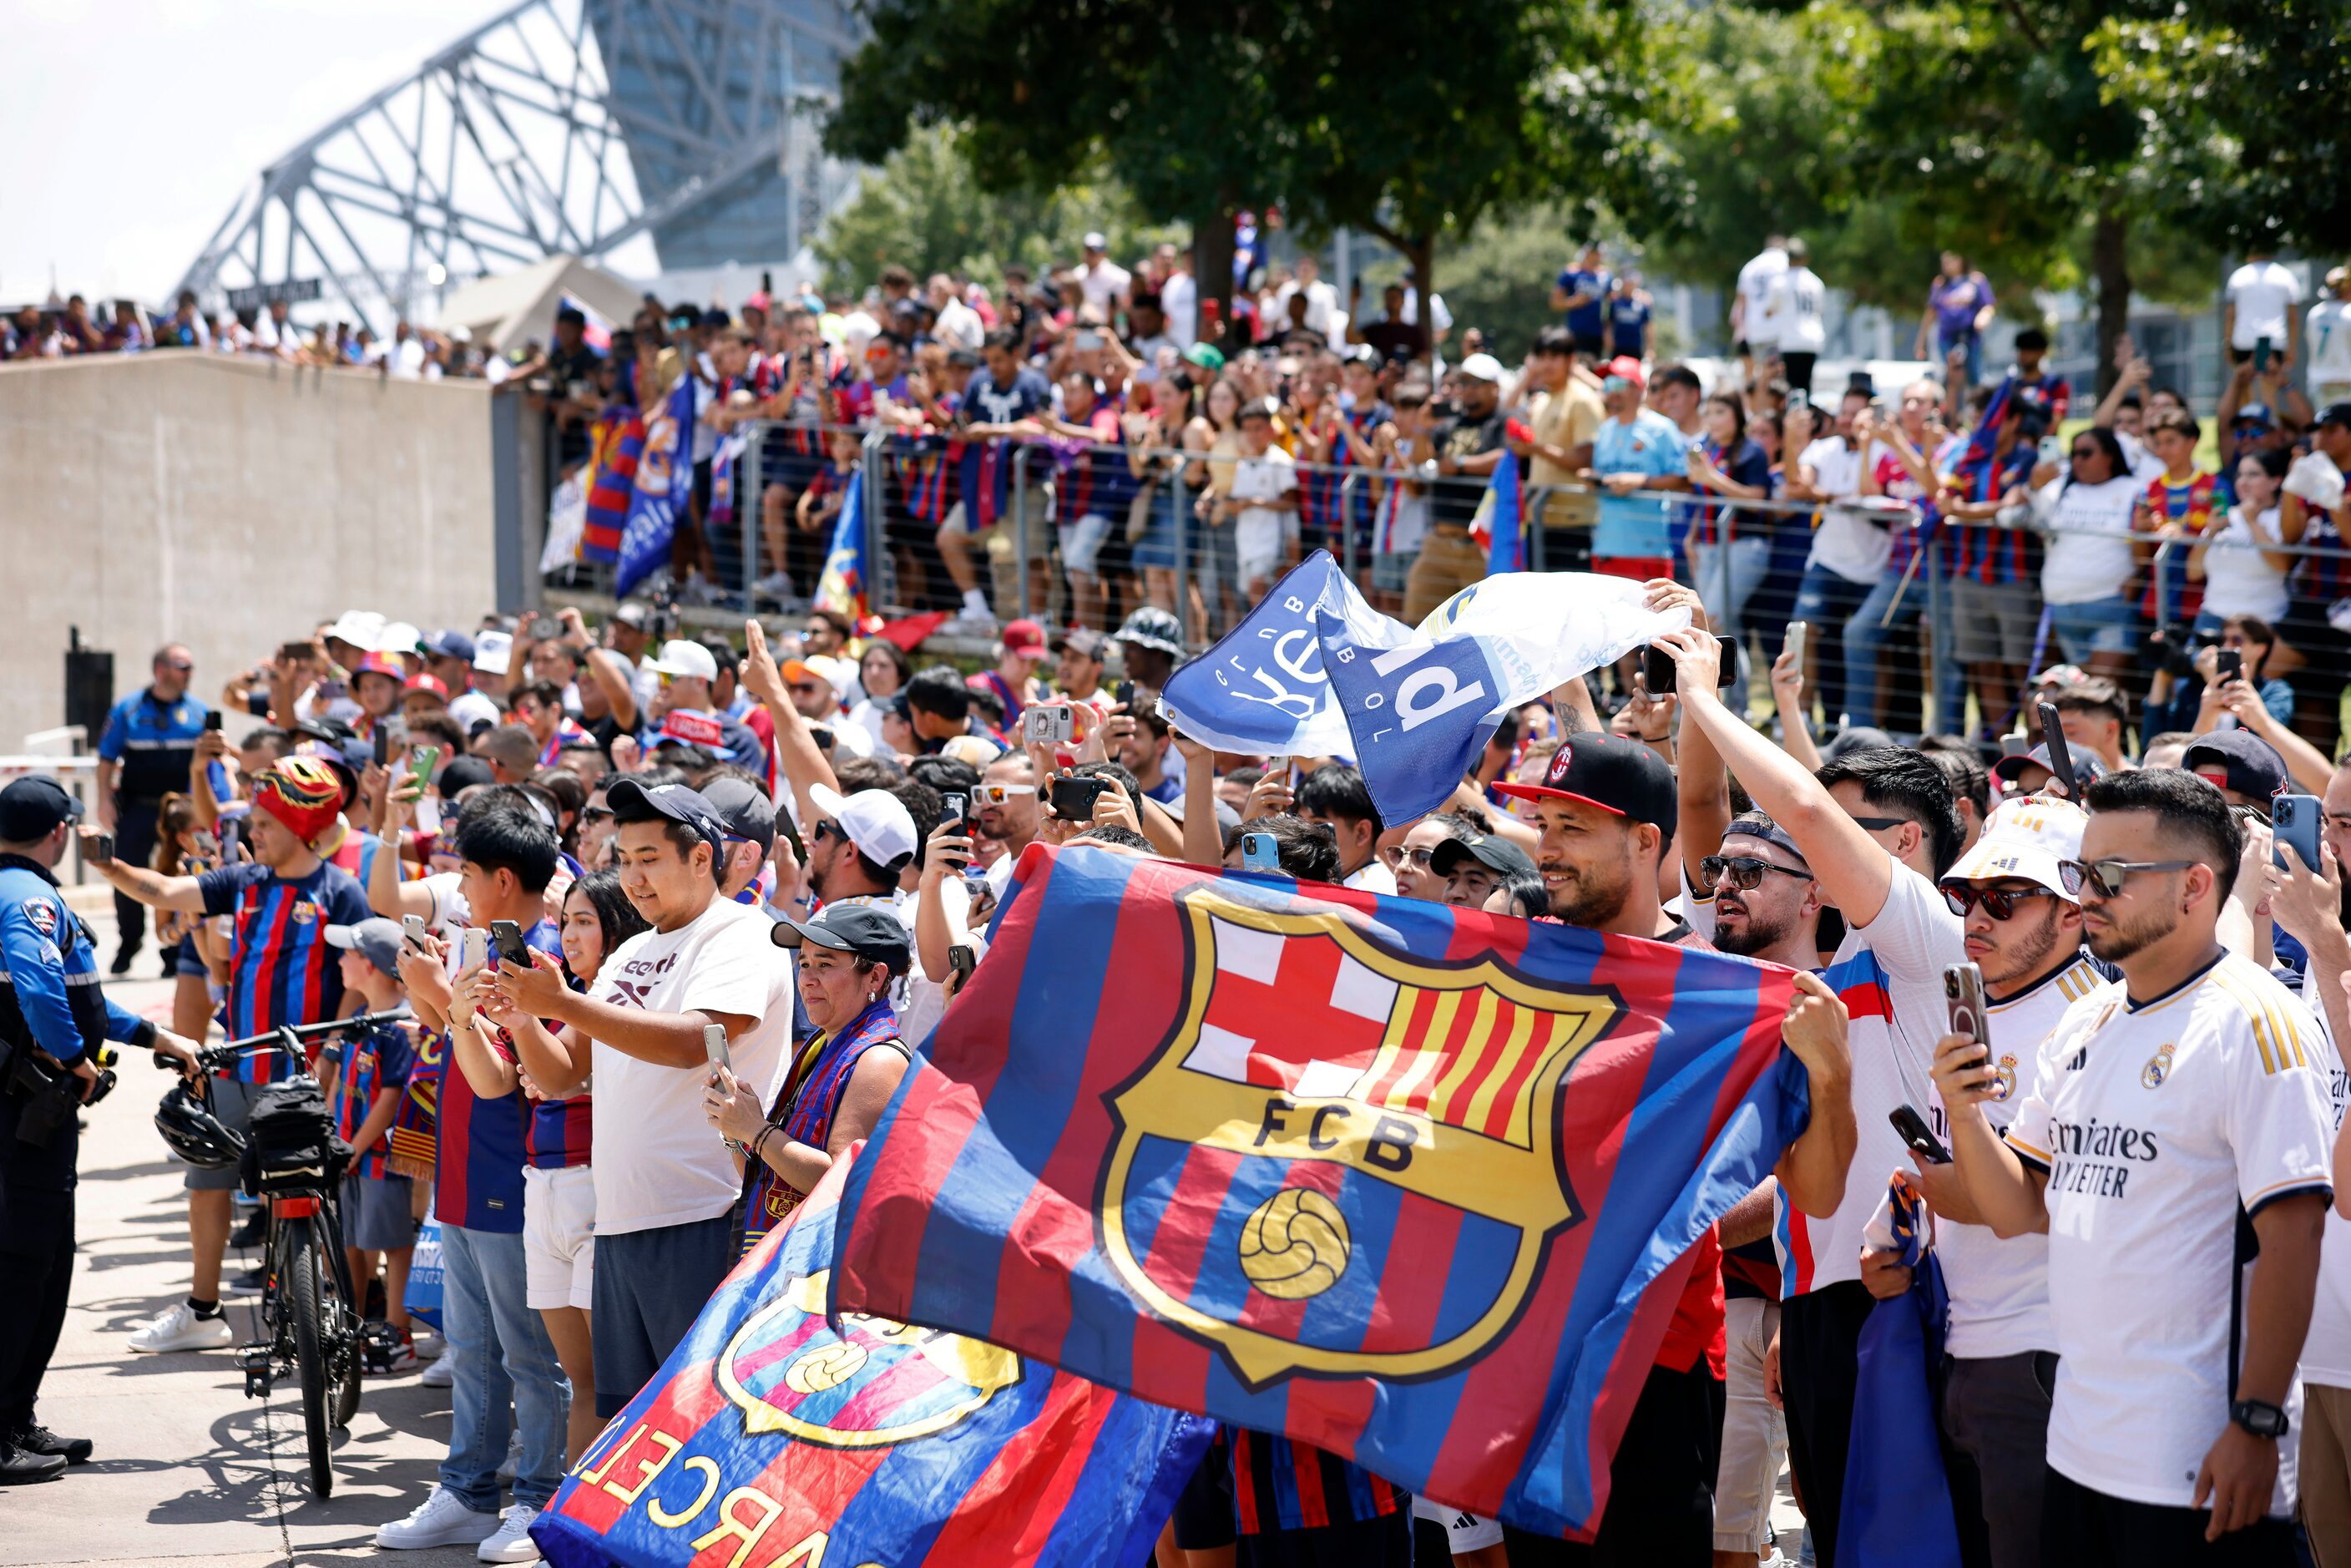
[700,775,776,854]
[1431,832,1540,881]
[2182,730,2287,802]
[421,629,476,663]
[1492,733,1677,832]
[0,776,83,840]
[604,778,727,857]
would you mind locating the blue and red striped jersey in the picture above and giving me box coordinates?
[431,1020,528,1231]
[199,861,373,1083]
[513,919,591,1171]
[2140,471,2217,623]
[2293,508,2351,606]
[1231,1430,1406,1535]
[333,1014,418,1181]
[1939,438,2040,585]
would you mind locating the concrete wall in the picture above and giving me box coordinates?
[0,355,500,748]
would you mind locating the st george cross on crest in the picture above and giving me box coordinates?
[1099,886,1624,1388]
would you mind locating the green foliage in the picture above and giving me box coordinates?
[811,124,1180,296]
[1427,205,1583,363]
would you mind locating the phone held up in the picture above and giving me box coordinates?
[2272,793,2323,875]
[1889,1105,1951,1165]
[1944,961,1990,1073]
[1240,832,1281,873]
[1024,706,1075,746]
[1049,775,1110,823]
[2033,701,2079,798]
[1641,635,1741,697]
[488,919,532,970]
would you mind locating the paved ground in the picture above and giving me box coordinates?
[12,895,1811,1565]
[6,901,488,1568]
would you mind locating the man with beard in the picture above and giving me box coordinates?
[1935,771,2334,1563]
[1494,732,1855,1565]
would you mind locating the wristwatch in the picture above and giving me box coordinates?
[2230,1399,2289,1439]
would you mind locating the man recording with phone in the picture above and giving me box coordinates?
[0,777,201,1483]
[1934,771,2335,1562]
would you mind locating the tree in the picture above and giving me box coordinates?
[812,124,1180,298]
[824,0,1682,357]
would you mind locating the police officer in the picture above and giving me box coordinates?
[0,777,200,1483]
[94,645,215,975]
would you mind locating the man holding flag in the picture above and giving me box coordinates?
[615,370,698,598]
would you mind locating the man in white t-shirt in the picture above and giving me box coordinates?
[1734,235,1790,363]
[1272,255,1340,342]
[1791,387,1886,727]
[1075,234,1131,317]
[1936,770,2337,1561]
[492,778,791,1419]
[2307,266,2351,408]
[928,274,984,353]
[1221,398,1300,596]
[1662,623,1973,1568]
[2226,252,2303,367]
[1292,762,1395,895]
[1767,238,1828,397]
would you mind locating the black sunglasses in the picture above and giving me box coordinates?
[2057,857,2197,900]
[1848,814,1909,833]
[1701,854,1813,892]
[1942,883,2058,920]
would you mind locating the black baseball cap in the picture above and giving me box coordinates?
[701,775,777,853]
[1431,832,1539,881]
[0,776,83,840]
[1492,734,1677,831]
[604,777,727,857]
[768,903,912,974]
[2315,402,2351,431]
[2182,730,2287,802]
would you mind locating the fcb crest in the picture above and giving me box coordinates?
[1100,886,1621,1386]
[717,1267,1020,1448]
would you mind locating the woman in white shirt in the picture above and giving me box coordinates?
[2189,450,2294,631]
[2036,424,2142,683]
[846,640,911,756]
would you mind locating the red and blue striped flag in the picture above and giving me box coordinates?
[827,843,1813,1540]
[531,1147,1210,1568]
[814,453,871,624]
[580,407,644,564]
[1470,424,1530,574]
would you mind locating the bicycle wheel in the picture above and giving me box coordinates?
[325,1216,362,1428]
[283,1219,335,1497]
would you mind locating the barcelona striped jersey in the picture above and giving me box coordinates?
[198,861,374,1083]
[2140,470,2218,624]
[332,1014,418,1181]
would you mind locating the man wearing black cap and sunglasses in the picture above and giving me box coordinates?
[1491,731,1857,1566]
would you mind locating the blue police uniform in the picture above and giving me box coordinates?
[0,851,154,1462]
[96,689,214,971]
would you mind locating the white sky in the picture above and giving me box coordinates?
[0,0,506,305]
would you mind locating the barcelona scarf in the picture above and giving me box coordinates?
[530,1149,1210,1568]
[582,407,645,563]
[741,999,903,1257]
[828,843,1812,1539]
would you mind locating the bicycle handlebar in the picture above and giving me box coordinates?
[197,1010,412,1072]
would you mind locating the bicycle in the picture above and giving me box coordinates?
[198,1009,405,1497]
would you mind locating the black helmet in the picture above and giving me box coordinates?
[155,1081,245,1171]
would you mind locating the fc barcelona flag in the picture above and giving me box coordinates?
[580,407,645,564]
[828,843,1813,1539]
[814,455,872,624]
[530,1148,1210,1568]
[616,372,697,595]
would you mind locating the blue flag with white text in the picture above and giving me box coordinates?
[1158,553,1681,825]
[615,373,696,596]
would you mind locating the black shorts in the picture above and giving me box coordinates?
[2041,1468,2296,1566]
[1779,1281,1877,1568]
[1236,1512,1413,1568]
[1172,1437,1238,1550]
[1500,1359,1725,1566]
[1573,332,1610,362]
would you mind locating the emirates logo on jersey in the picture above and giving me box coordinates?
[2141,1042,2177,1090]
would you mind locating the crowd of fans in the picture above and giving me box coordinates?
[44,524,2351,1565]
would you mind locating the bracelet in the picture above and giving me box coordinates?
[748,1125,777,1162]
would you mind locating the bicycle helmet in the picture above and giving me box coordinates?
[155,1080,245,1171]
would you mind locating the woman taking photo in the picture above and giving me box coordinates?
[704,904,913,1256]
[846,640,912,756]
[1683,392,1775,633]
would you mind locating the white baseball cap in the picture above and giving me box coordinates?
[375,620,422,656]
[473,630,513,676]
[325,609,385,650]
[645,638,720,683]
[1455,352,1506,385]
[810,783,918,867]
[1943,796,2089,901]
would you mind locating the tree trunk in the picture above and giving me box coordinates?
[2092,204,2131,400]
[1407,234,1437,368]
[1192,200,1236,355]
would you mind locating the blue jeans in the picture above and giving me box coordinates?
[439,1222,569,1511]
[1688,535,1772,635]
[1939,327,1982,388]
[1791,563,1878,728]
[2047,594,2141,660]
[1843,569,1923,731]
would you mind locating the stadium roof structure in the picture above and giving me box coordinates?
[175,0,861,330]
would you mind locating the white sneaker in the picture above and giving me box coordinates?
[374,1485,501,1550]
[419,1353,455,1388]
[477,1504,542,1563]
[410,1327,445,1361]
[940,611,999,637]
[128,1302,233,1353]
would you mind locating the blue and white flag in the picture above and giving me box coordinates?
[1159,552,1684,826]
[615,373,696,597]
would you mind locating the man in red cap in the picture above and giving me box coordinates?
[88,756,376,1348]
[1492,731,1855,1567]
[970,619,1045,731]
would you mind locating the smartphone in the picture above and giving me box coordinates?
[1889,1105,1952,1165]
[461,928,489,971]
[488,918,531,970]
[1715,634,1740,690]
[1642,644,1676,696]
[941,792,967,828]
[2034,701,2079,798]
[1024,706,1075,745]
[2254,335,2274,373]
[1115,679,1136,710]
[1944,961,1991,1074]
[203,711,225,733]
[2216,648,2243,685]
[948,945,976,987]
[1050,775,1110,822]
[402,914,427,952]
[1784,621,1808,669]
[1241,832,1282,873]
[2273,793,2323,873]
[278,640,314,665]
[809,726,836,751]
[374,727,393,766]
[703,1022,732,1075]
[407,745,440,793]
[2000,733,2032,758]
[86,832,114,867]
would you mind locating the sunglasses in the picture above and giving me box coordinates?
[973,783,1037,805]
[2056,857,2197,900]
[580,804,614,823]
[1701,854,1813,892]
[1942,883,2059,919]
[1848,814,1910,833]
[2069,446,2100,459]
[1381,843,1438,872]
[160,660,195,672]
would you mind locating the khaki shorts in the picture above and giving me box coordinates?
[1714,1295,1787,1555]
